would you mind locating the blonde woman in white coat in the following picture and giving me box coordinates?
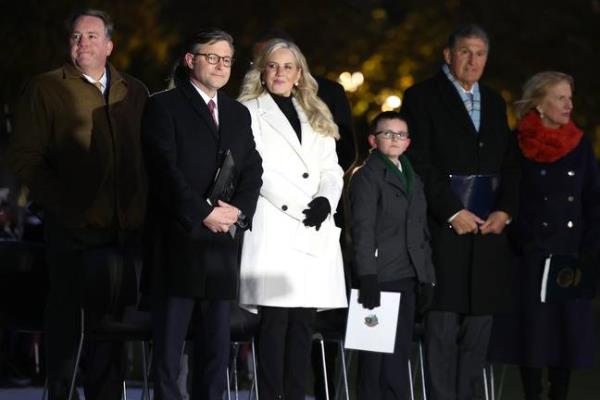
[238,39,347,400]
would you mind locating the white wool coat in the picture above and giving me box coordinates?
[239,93,347,312]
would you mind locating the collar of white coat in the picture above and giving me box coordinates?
[255,93,314,168]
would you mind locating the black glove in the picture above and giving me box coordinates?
[416,282,435,318]
[358,274,380,309]
[302,197,331,231]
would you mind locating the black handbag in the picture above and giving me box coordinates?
[207,149,237,206]
[540,253,595,303]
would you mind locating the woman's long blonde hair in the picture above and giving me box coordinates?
[238,39,339,139]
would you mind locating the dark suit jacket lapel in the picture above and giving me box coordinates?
[384,169,407,194]
[478,85,492,138]
[179,80,219,140]
[435,72,478,137]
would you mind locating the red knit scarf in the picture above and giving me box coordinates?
[516,111,583,163]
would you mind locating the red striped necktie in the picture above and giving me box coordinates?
[208,99,218,127]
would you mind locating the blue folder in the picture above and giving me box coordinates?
[449,174,500,219]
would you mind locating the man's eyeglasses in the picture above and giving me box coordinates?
[193,53,234,67]
[375,130,410,141]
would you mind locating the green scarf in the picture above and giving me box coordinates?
[374,150,415,194]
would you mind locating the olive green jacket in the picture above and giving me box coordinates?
[9,62,149,230]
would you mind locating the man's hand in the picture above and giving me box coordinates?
[479,211,510,235]
[202,200,239,233]
[450,209,484,235]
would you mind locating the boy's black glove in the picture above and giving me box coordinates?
[358,274,381,309]
[302,197,331,230]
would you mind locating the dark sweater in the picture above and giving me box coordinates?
[9,62,149,229]
[270,92,301,142]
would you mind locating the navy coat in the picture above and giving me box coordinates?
[490,135,600,368]
[510,135,600,258]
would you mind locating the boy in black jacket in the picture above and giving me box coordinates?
[350,111,435,400]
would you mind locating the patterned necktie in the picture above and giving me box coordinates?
[93,81,103,94]
[207,99,218,128]
[466,92,474,114]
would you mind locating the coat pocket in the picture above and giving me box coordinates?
[293,219,341,258]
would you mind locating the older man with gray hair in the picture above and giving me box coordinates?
[400,24,520,399]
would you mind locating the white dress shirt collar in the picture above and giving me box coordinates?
[82,69,108,94]
[190,81,219,124]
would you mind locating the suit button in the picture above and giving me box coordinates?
[567,221,574,228]
[568,196,574,202]
[302,172,309,178]
[542,222,548,228]
[478,142,484,148]
[282,205,288,211]
[543,196,548,201]
[568,170,575,176]
[540,169,547,176]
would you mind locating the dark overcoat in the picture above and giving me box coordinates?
[315,76,356,172]
[400,71,520,314]
[8,62,148,230]
[141,80,262,300]
[490,135,600,368]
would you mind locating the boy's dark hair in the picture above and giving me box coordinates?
[369,111,406,134]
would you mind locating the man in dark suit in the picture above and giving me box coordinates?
[141,30,262,400]
[314,76,356,172]
[400,25,519,400]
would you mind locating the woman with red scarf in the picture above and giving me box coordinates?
[490,71,600,400]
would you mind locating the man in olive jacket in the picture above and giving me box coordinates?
[400,25,519,399]
[8,9,148,400]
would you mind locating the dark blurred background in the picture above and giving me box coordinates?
[1,0,599,151]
